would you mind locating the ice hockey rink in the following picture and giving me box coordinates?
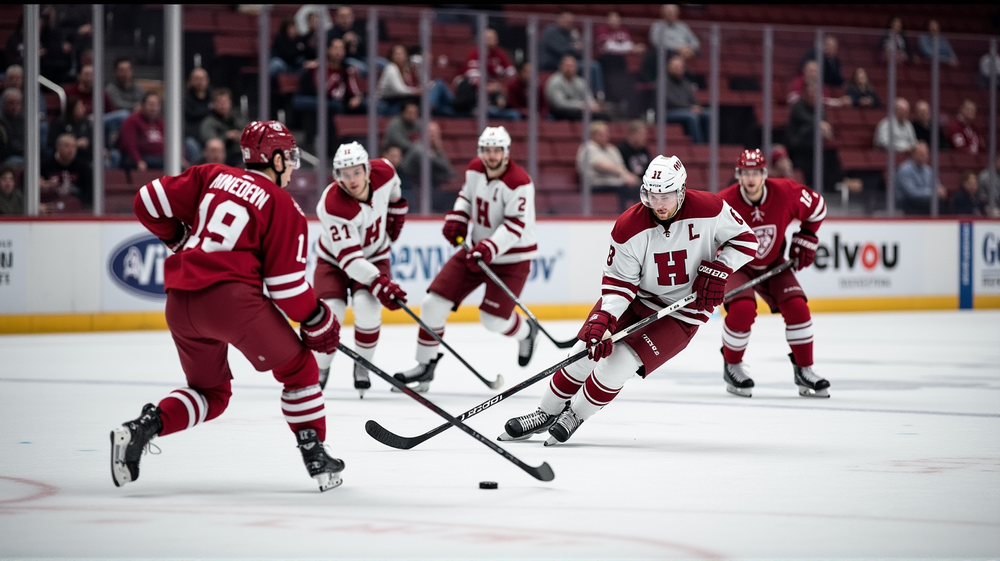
[1,309,998,560]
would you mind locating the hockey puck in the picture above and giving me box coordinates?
[479,481,498,489]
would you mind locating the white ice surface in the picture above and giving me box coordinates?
[1,310,999,560]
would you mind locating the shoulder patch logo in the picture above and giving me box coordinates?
[752,225,777,260]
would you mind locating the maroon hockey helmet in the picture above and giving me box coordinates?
[240,120,300,170]
[736,149,767,170]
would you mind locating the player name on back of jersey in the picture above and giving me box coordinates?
[208,172,271,210]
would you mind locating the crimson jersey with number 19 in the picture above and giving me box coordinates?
[718,177,826,271]
[133,163,317,323]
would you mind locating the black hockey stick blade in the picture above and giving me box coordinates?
[368,292,698,450]
[394,297,504,389]
[341,345,553,481]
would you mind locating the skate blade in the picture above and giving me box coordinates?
[797,386,830,398]
[356,388,366,399]
[110,428,132,487]
[314,472,343,492]
[390,381,430,393]
[543,435,561,447]
[497,432,533,442]
[726,384,752,398]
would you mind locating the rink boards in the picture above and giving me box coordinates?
[0,217,998,333]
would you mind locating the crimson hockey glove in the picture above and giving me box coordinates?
[370,273,407,310]
[442,210,469,246]
[465,240,497,273]
[162,221,190,253]
[300,300,340,354]
[386,198,408,242]
[578,310,617,360]
[692,260,733,311]
[789,229,819,271]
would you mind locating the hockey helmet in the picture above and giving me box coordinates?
[735,148,767,179]
[240,120,300,170]
[332,141,371,180]
[640,155,686,219]
[477,126,511,164]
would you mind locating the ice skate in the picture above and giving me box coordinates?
[296,428,344,492]
[723,359,754,399]
[544,407,584,446]
[498,405,562,441]
[789,353,830,398]
[392,353,443,392]
[110,403,163,487]
[318,367,330,390]
[517,320,538,367]
[353,363,371,398]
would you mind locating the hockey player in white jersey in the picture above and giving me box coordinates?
[394,126,539,392]
[313,142,408,396]
[500,155,759,445]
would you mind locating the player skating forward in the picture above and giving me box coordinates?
[394,126,538,391]
[718,149,830,398]
[113,121,345,491]
[314,141,408,397]
[501,155,759,445]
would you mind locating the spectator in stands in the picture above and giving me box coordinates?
[911,99,948,148]
[787,60,850,107]
[0,165,24,216]
[199,88,247,168]
[62,63,117,119]
[946,99,986,155]
[327,6,386,76]
[880,16,913,64]
[769,145,795,179]
[48,96,93,162]
[918,19,959,67]
[801,35,845,88]
[296,37,366,116]
[951,170,987,215]
[895,141,946,215]
[400,120,454,199]
[874,97,917,153]
[787,81,842,192]
[577,121,640,213]
[40,133,93,213]
[2,64,49,155]
[381,144,413,194]
[197,138,227,166]
[979,51,1000,89]
[665,55,709,144]
[117,92,164,171]
[545,55,608,121]
[451,28,520,120]
[0,88,25,166]
[978,153,1000,214]
[39,5,74,85]
[617,120,651,177]
[377,44,455,117]
[270,18,310,78]
[596,10,644,104]
[505,61,532,117]
[106,58,147,114]
[295,5,332,38]
[845,67,882,109]
[183,67,212,166]
[649,4,699,60]
[383,100,421,157]
[53,5,93,77]
[540,10,605,100]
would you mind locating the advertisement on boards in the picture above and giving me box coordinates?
[0,223,28,313]
[102,222,168,311]
[974,220,1000,296]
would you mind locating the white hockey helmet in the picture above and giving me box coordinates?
[640,155,687,219]
[332,141,370,180]
[477,125,511,164]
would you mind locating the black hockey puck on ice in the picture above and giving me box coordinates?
[479,481,498,489]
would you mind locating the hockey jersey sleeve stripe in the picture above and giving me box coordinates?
[501,244,538,255]
[269,280,311,300]
[505,216,525,228]
[151,179,173,217]
[503,222,523,237]
[602,286,636,302]
[602,275,640,292]
[334,245,364,262]
[806,198,827,224]
[138,185,160,218]
[264,271,306,287]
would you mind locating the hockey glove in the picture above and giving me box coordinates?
[692,260,733,311]
[370,273,407,310]
[300,300,340,354]
[386,198,408,242]
[465,240,497,273]
[578,310,617,360]
[162,221,190,253]
[789,229,819,271]
[442,210,469,246]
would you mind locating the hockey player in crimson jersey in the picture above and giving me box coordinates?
[501,155,759,445]
[111,121,345,492]
[394,126,539,392]
[717,149,830,398]
[313,141,408,397]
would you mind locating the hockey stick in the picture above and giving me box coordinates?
[365,292,698,450]
[461,243,577,349]
[339,344,554,481]
[393,297,504,390]
[367,259,795,450]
